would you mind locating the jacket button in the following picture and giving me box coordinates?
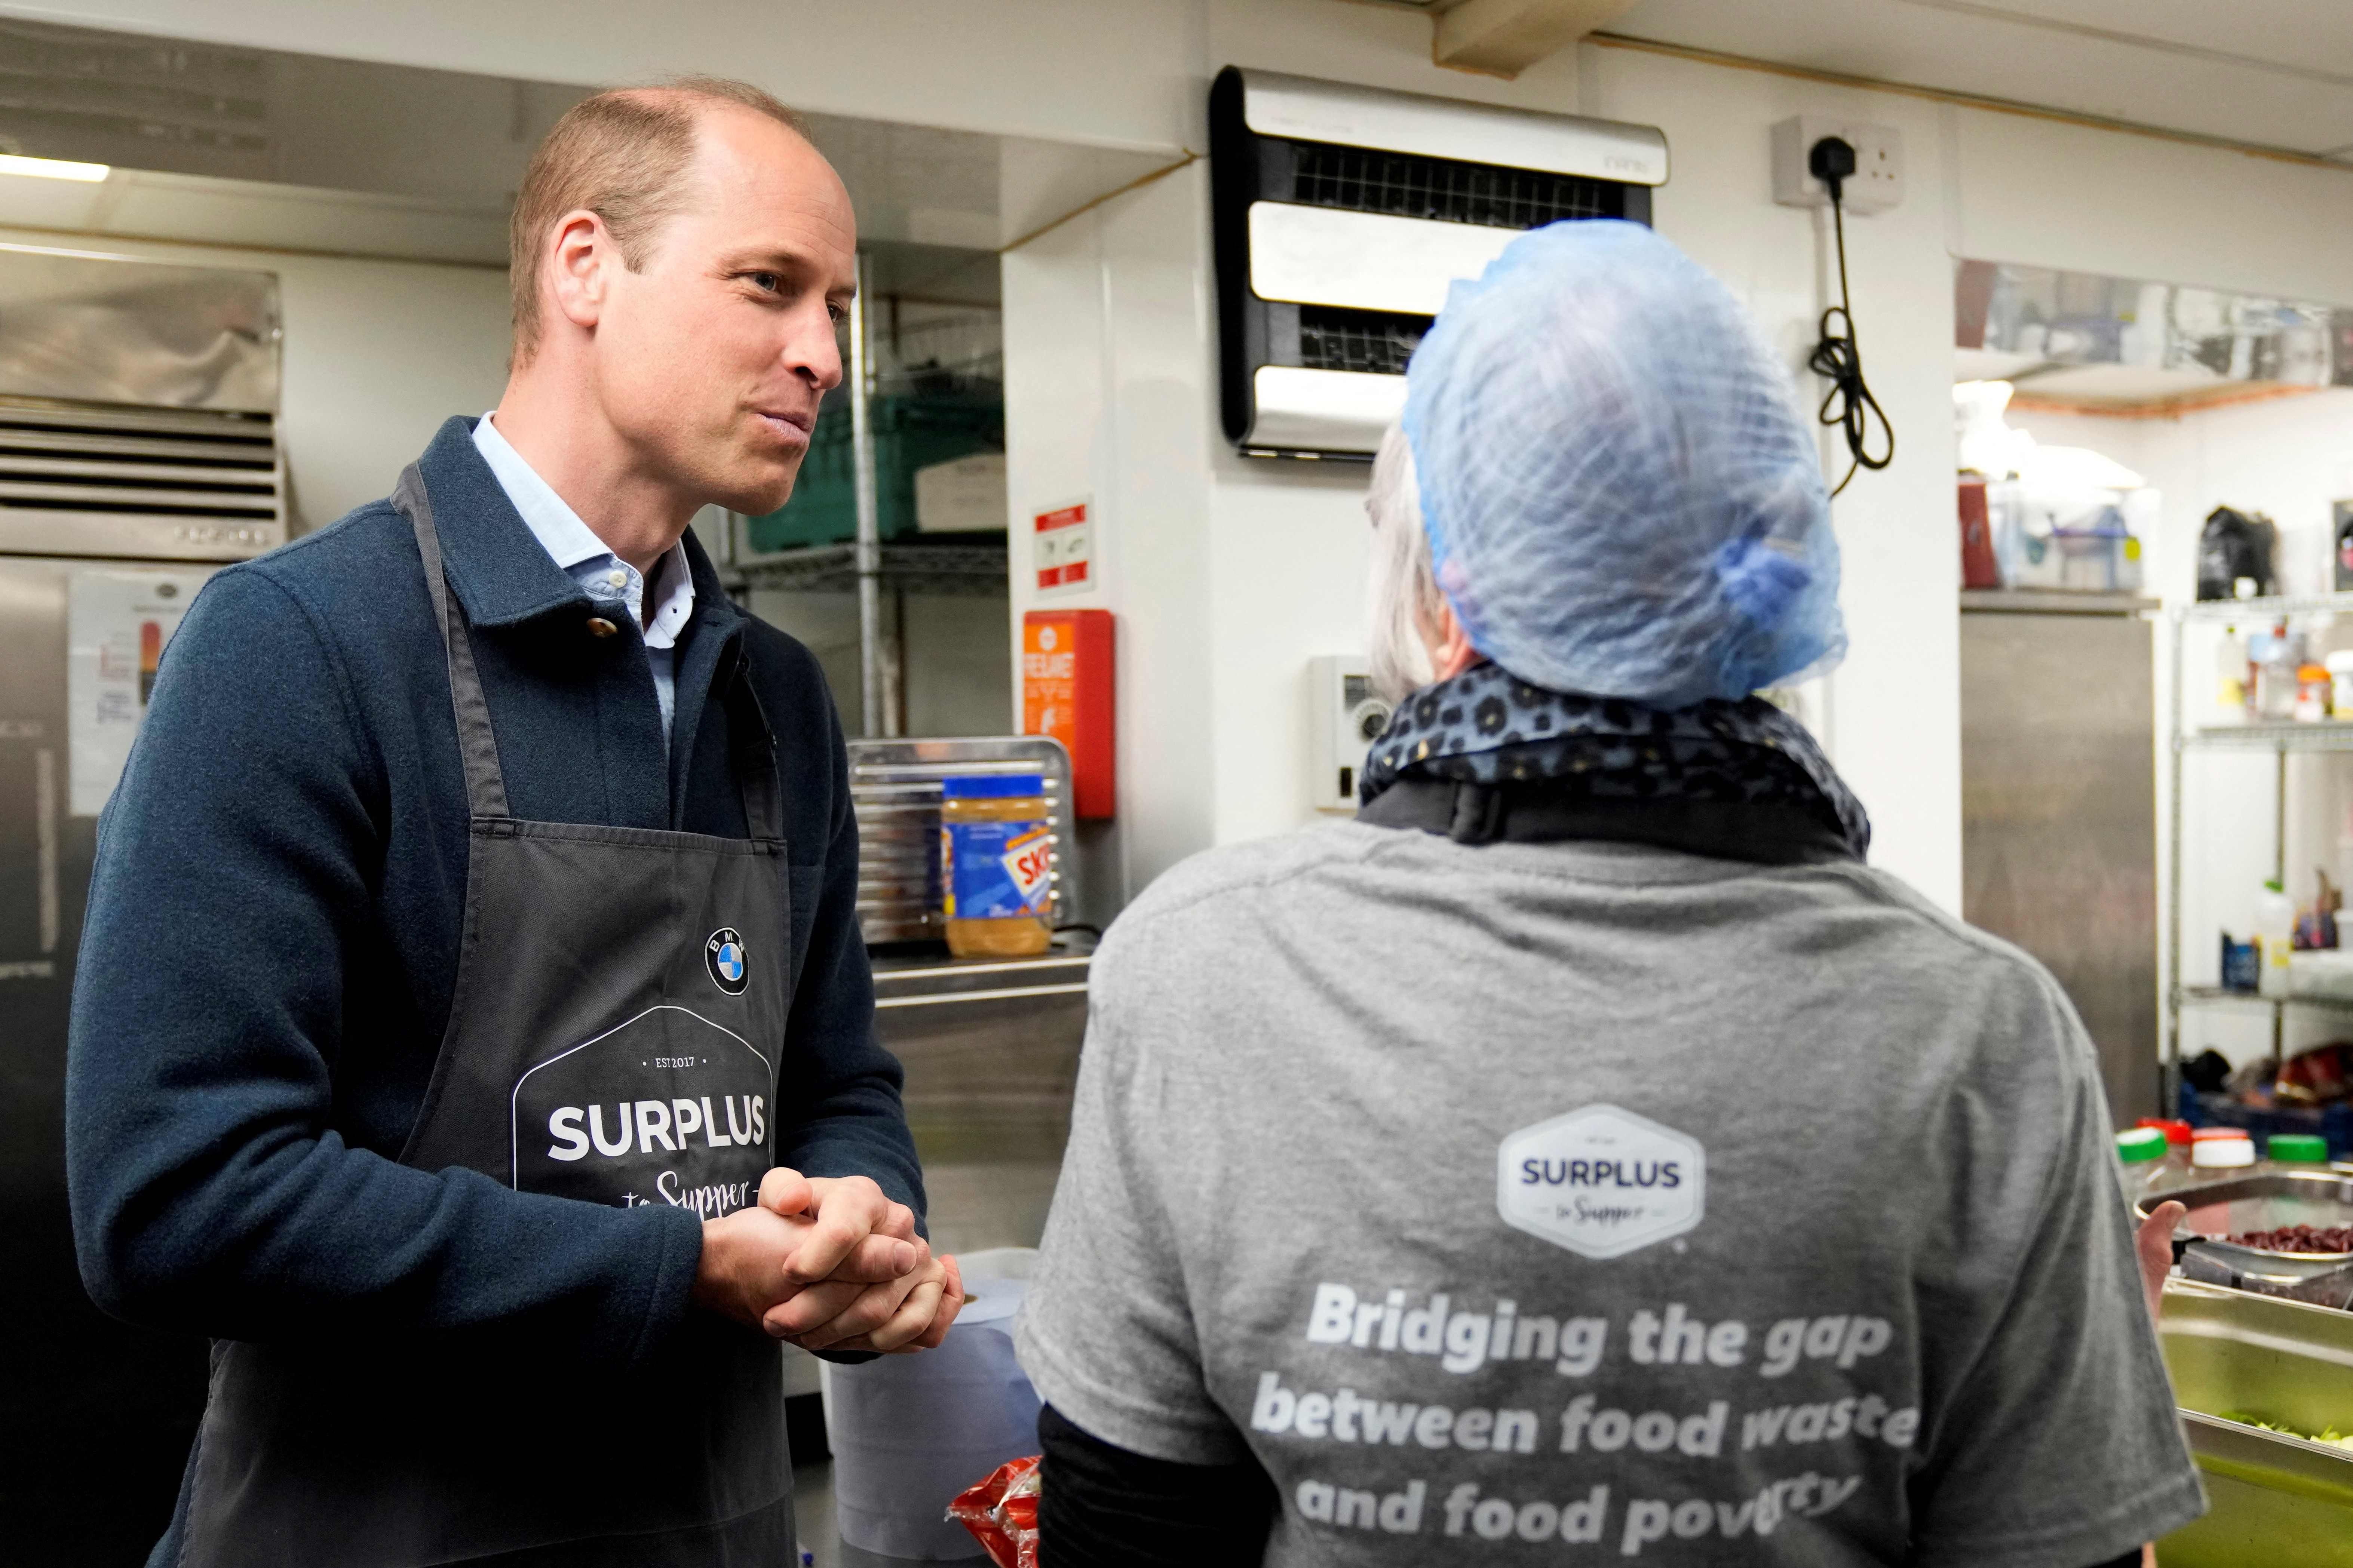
[585,616,619,638]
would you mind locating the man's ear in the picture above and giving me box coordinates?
[542,209,613,336]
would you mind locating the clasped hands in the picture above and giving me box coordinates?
[692,1168,963,1354]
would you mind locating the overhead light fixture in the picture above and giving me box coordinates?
[0,154,110,183]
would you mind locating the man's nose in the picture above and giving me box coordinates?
[788,313,845,392]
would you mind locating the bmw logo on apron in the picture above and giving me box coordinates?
[706,927,749,995]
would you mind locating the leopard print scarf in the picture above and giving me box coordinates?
[1359,663,1869,860]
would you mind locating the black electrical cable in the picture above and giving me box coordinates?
[1805,139,1893,498]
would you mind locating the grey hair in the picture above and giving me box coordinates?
[1365,421,1444,704]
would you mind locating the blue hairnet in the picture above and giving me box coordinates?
[1402,219,1844,705]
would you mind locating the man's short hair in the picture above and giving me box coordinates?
[508,76,810,362]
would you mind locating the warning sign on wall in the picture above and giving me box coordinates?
[1033,500,1092,594]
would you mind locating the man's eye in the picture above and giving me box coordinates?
[827,302,849,325]
[748,272,781,293]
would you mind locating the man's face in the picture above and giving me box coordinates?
[590,109,855,516]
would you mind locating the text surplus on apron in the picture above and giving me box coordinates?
[179,464,803,1566]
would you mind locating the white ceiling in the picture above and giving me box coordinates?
[1601,0,2353,159]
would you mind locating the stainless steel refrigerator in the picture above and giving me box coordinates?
[1960,588,2161,1127]
[0,245,283,1561]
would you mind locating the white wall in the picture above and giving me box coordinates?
[1002,167,1218,899]
[0,223,512,529]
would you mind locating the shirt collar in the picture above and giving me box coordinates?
[472,412,610,570]
[472,412,696,644]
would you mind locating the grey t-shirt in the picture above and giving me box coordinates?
[1017,822,2203,1567]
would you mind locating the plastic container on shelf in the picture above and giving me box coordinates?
[2329,650,2353,720]
[2264,1132,2332,1174]
[2299,663,2335,722]
[939,775,1053,959]
[2191,1126,2258,1175]
[2257,879,2297,997]
[2115,1126,2170,1203]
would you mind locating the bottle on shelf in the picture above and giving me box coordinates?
[2216,629,2249,724]
[2252,625,2300,722]
[2295,868,2342,951]
[2257,878,2297,997]
[2329,649,2353,721]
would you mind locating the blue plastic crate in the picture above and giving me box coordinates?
[2178,1082,2353,1160]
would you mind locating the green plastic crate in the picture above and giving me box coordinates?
[746,392,1003,553]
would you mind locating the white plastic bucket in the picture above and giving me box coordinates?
[820,1248,1042,1560]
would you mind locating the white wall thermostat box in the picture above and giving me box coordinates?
[1308,655,1392,814]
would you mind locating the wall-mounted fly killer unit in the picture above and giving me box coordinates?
[1209,67,1667,460]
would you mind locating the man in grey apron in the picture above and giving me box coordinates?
[67,80,958,1566]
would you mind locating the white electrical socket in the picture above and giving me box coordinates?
[1307,655,1389,814]
[1770,116,1903,215]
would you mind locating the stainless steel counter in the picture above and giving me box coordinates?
[873,942,1092,1257]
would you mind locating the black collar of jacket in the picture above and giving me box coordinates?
[1357,777,1856,866]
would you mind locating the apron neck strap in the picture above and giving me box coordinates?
[725,674,785,844]
[399,462,785,840]
[395,464,512,820]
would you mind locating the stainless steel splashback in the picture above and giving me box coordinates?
[0,244,285,562]
[847,736,1070,945]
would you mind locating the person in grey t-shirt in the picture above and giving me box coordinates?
[1016,222,2202,1568]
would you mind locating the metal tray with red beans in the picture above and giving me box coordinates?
[2139,1171,2353,1309]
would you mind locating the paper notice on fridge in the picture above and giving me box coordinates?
[68,570,208,817]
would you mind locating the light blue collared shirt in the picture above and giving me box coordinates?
[471,413,696,745]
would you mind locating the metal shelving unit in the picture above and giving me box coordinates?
[724,538,1008,599]
[699,248,1012,738]
[2166,591,2353,1107]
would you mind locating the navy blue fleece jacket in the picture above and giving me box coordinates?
[64,416,920,1368]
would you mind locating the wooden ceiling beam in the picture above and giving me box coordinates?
[1430,0,1642,77]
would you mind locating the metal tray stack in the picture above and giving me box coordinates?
[846,736,1071,945]
[2158,1279,2353,1565]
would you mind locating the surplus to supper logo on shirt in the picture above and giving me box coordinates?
[1236,1106,1911,1555]
[1497,1104,1705,1259]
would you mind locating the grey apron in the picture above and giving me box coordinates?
[179,467,797,1566]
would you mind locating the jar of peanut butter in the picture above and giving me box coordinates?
[940,775,1053,957]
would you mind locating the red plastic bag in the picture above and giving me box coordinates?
[946,1454,1040,1568]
